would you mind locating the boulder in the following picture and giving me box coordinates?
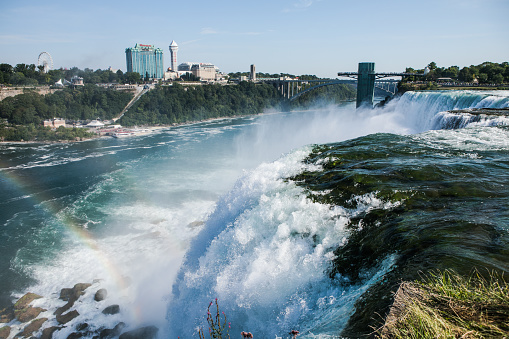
[71,283,91,300]
[0,326,10,339]
[99,322,125,339]
[14,293,42,310]
[17,317,47,337]
[67,332,83,339]
[40,326,60,339]
[0,306,14,323]
[94,289,107,302]
[15,306,46,323]
[56,310,79,325]
[119,326,158,339]
[54,299,76,317]
[60,284,91,302]
[101,305,119,315]
[76,323,89,331]
[59,288,74,301]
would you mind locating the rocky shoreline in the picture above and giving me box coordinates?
[446,107,509,116]
[0,283,157,339]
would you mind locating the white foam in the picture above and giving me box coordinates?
[166,149,402,338]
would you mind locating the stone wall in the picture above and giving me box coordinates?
[0,87,63,101]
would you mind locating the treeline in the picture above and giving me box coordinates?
[0,124,95,142]
[0,85,132,124]
[403,61,509,84]
[0,63,143,86]
[119,82,282,126]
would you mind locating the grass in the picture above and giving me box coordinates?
[376,270,509,338]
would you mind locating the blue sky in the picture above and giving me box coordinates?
[1,0,508,78]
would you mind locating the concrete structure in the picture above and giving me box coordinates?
[169,40,178,71]
[356,62,376,108]
[250,64,256,81]
[125,43,164,79]
[0,86,62,101]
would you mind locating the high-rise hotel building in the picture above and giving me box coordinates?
[125,43,164,79]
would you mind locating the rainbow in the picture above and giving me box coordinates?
[0,165,142,321]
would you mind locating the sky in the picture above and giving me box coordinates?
[0,0,508,78]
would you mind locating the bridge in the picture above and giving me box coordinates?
[338,62,421,108]
[256,62,420,108]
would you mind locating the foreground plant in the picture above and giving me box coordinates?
[198,299,231,339]
[377,269,509,338]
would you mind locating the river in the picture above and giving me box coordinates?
[0,90,508,338]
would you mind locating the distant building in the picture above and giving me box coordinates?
[125,43,164,79]
[164,67,179,81]
[86,120,105,128]
[71,75,84,87]
[250,64,256,81]
[177,62,194,72]
[191,63,217,81]
[44,118,66,128]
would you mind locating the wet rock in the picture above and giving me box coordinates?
[101,305,120,315]
[119,326,158,339]
[94,289,107,302]
[76,323,89,331]
[0,326,10,339]
[17,317,48,337]
[72,283,91,300]
[15,306,46,323]
[0,306,14,323]
[14,293,42,311]
[56,310,79,324]
[67,332,83,339]
[60,284,91,302]
[99,322,125,338]
[41,326,60,339]
[59,288,74,301]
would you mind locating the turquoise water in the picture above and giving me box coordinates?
[0,91,508,338]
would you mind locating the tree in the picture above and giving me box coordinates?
[478,73,489,83]
[427,62,437,71]
[458,67,473,82]
[124,72,141,84]
[493,73,504,84]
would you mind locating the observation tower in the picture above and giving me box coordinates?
[169,40,178,71]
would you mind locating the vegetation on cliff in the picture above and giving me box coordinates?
[0,85,132,124]
[119,82,282,126]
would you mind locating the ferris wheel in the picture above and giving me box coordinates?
[38,52,53,73]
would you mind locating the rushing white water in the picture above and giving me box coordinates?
[2,90,508,338]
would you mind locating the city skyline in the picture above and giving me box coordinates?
[0,0,508,78]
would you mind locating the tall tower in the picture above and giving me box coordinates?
[356,62,376,108]
[250,64,256,81]
[169,40,178,71]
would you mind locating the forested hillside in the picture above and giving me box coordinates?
[0,85,133,124]
[119,82,282,126]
